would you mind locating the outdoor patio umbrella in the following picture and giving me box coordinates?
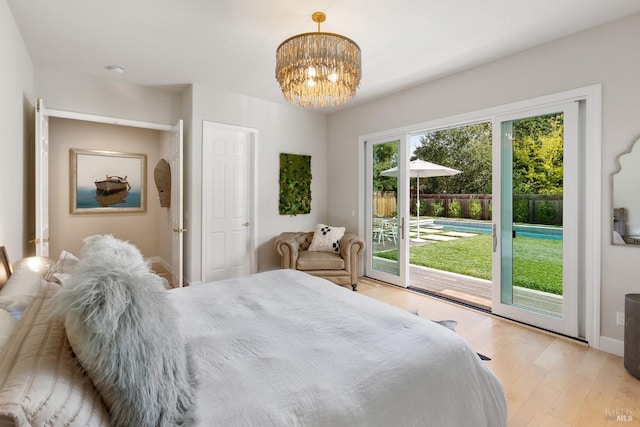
[380,159,462,242]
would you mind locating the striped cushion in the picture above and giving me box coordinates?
[0,282,110,426]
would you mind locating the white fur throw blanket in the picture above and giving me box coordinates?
[51,235,196,427]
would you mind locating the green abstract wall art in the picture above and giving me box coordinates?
[279,153,311,215]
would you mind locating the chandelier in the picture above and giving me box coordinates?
[275,12,362,108]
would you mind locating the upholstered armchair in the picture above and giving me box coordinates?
[275,232,365,291]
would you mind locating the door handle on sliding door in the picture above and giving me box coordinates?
[492,224,497,252]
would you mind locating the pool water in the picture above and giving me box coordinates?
[434,220,563,241]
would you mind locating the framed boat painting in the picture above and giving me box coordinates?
[70,149,147,214]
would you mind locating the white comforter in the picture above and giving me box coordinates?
[167,270,507,427]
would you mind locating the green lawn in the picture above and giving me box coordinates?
[375,234,563,295]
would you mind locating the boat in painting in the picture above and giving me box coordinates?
[95,175,131,194]
[95,188,129,207]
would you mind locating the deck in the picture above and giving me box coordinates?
[372,257,562,316]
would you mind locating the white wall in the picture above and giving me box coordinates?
[0,0,33,261]
[328,12,640,347]
[185,84,328,282]
[35,69,182,126]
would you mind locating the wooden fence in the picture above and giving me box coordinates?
[373,192,563,225]
[373,192,398,218]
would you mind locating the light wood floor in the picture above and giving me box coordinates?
[357,277,640,427]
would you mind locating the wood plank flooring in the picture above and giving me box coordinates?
[357,277,640,427]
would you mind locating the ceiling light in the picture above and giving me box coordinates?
[275,11,361,108]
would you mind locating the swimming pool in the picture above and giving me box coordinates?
[433,220,563,241]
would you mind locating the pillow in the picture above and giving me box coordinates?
[0,309,18,352]
[308,224,345,253]
[44,249,79,284]
[51,235,196,427]
[0,265,44,315]
[0,282,111,426]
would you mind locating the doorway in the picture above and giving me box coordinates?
[365,135,409,287]
[405,122,493,310]
[366,112,578,334]
[362,86,601,341]
[492,103,579,337]
[34,99,185,286]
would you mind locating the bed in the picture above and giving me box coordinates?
[0,238,507,426]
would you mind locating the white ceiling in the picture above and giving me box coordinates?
[8,0,640,111]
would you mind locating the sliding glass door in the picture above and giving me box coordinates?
[492,102,579,337]
[365,135,409,287]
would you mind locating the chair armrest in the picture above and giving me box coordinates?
[340,233,365,256]
[275,232,305,269]
[340,233,365,274]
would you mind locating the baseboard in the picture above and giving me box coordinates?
[599,336,624,357]
[146,256,171,271]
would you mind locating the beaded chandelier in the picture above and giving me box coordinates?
[275,12,362,108]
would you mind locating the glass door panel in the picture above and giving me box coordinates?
[365,136,409,287]
[492,103,579,337]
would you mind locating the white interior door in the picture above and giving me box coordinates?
[364,135,409,287]
[170,120,184,287]
[492,102,579,337]
[34,98,49,256]
[202,121,255,282]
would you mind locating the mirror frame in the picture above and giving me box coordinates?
[612,135,640,246]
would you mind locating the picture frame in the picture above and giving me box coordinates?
[70,149,147,214]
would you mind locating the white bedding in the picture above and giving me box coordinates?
[168,269,507,427]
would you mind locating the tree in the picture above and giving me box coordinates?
[413,122,492,194]
[512,113,563,195]
[412,114,564,197]
[372,141,398,192]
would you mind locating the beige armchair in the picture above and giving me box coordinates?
[275,232,365,291]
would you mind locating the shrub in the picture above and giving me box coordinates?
[431,200,444,217]
[418,198,428,216]
[537,201,556,225]
[449,199,462,218]
[469,198,483,220]
[513,196,529,223]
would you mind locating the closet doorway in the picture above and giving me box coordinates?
[34,99,185,286]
